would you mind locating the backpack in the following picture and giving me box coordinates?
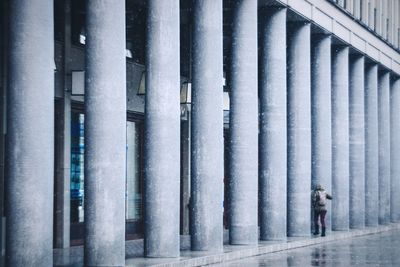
[316,190,327,206]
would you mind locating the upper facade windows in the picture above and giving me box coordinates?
[329,0,400,51]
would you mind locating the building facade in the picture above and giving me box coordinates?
[0,0,400,266]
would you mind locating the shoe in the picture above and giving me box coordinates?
[313,225,319,235]
[321,227,326,237]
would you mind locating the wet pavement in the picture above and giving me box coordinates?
[3,225,399,266]
[210,228,400,267]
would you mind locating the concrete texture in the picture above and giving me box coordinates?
[259,7,287,241]
[349,55,366,229]
[331,46,350,231]
[311,34,332,231]
[391,78,400,222]
[84,1,126,265]
[228,0,258,245]
[144,0,181,257]
[287,22,311,237]
[0,0,7,261]
[6,1,54,266]
[378,71,391,225]
[54,94,72,249]
[191,0,224,252]
[365,64,379,227]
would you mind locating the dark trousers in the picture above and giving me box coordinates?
[314,210,327,228]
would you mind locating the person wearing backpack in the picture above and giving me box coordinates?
[312,184,332,237]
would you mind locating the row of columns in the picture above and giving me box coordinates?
[4,0,400,266]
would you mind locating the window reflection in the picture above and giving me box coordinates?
[126,121,142,220]
[71,112,85,223]
[70,111,143,225]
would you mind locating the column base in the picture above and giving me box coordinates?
[229,225,258,245]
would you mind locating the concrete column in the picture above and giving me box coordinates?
[391,77,400,222]
[365,64,379,227]
[6,1,54,266]
[180,113,191,235]
[0,0,8,261]
[84,1,126,266]
[349,55,366,229]
[287,22,311,237]
[228,0,258,245]
[378,71,391,225]
[191,0,224,251]
[259,7,287,241]
[331,46,350,231]
[54,0,71,249]
[144,0,180,257]
[54,95,71,249]
[311,34,332,232]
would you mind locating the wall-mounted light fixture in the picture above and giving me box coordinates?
[223,91,230,111]
[137,71,146,95]
[125,49,133,58]
[79,27,86,45]
[180,82,192,104]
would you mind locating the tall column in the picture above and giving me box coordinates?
[180,114,191,235]
[191,0,223,251]
[259,7,287,241]
[54,95,71,249]
[365,64,379,227]
[349,55,365,229]
[311,34,332,232]
[331,46,350,231]
[0,0,8,260]
[6,1,54,266]
[54,0,72,249]
[378,71,391,225]
[287,22,311,237]
[229,0,258,245]
[84,1,126,266]
[391,77,400,222]
[145,0,180,257]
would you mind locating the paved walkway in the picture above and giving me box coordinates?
[2,223,398,266]
[210,227,400,267]
[124,224,400,267]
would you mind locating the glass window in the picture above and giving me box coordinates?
[54,0,65,42]
[70,111,85,223]
[70,110,144,224]
[126,121,143,220]
[360,0,364,21]
[71,0,86,45]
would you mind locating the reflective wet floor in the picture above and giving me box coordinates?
[210,228,400,267]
